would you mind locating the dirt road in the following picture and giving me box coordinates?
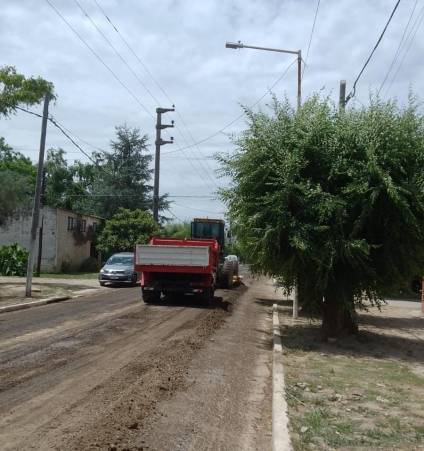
[0,277,273,450]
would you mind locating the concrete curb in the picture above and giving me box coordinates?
[272,303,293,451]
[0,295,71,314]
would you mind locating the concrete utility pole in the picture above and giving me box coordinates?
[339,80,346,111]
[35,170,47,277]
[153,107,174,223]
[26,94,50,297]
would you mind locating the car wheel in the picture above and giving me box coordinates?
[99,281,106,287]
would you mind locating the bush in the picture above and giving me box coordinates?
[0,243,28,276]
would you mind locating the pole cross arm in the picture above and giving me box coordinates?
[156,138,174,145]
[157,122,174,130]
[156,107,175,114]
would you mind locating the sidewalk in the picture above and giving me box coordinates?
[0,276,103,310]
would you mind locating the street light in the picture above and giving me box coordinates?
[225,40,302,110]
[226,40,302,319]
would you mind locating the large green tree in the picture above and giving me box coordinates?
[90,125,157,218]
[219,95,424,339]
[0,65,54,117]
[96,208,160,255]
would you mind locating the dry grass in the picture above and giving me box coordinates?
[280,302,424,450]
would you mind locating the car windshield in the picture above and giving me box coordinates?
[106,255,133,266]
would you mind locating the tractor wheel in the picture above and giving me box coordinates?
[142,289,160,304]
[220,260,234,289]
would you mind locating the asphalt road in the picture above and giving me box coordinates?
[0,279,272,450]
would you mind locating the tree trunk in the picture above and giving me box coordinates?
[321,291,358,340]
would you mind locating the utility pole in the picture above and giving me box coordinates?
[339,80,346,111]
[25,93,50,297]
[153,106,174,222]
[35,169,47,277]
[297,50,302,111]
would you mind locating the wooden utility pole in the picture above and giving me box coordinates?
[153,107,174,223]
[25,94,50,297]
[339,80,346,111]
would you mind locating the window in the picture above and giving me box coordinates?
[81,219,86,232]
[67,216,74,230]
[92,222,98,231]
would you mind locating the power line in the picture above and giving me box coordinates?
[45,0,153,119]
[345,0,402,104]
[16,106,114,176]
[302,0,321,79]
[378,0,418,95]
[91,0,220,190]
[166,208,183,222]
[73,0,161,106]
[385,4,424,95]
[173,202,224,215]
[49,0,218,193]
[162,57,297,156]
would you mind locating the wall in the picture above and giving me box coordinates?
[0,207,57,271]
[56,209,100,272]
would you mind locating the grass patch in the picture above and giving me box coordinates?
[39,272,98,280]
[281,308,424,450]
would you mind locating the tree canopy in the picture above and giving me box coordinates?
[96,208,160,255]
[219,95,424,338]
[0,138,36,224]
[0,65,54,117]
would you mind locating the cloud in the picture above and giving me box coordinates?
[1,0,423,220]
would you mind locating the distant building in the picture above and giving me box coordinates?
[0,207,103,272]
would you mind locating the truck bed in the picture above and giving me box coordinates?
[135,244,209,268]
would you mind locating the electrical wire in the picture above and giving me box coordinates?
[73,0,161,106]
[45,0,154,119]
[384,4,424,95]
[16,106,115,176]
[302,0,321,79]
[162,57,297,156]
[165,208,183,222]
[49,0,218,193]
[91,0,220,190]
[345,0,402,104]
[378,0,418,95]
[173,202,224,215]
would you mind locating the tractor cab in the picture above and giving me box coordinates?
[191,218,225,251]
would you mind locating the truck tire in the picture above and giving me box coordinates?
[142,289,160,304]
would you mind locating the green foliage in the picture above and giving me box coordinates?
[0,243,28,276]
[219,95,424,323]
[41,125,168,220]
[0,65,54,117]
[96,208,160,255]
[161,221,191,238]
[0,138,35,224]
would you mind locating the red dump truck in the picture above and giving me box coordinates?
[134,218,237,304]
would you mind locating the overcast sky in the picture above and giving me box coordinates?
[1,0,423,220]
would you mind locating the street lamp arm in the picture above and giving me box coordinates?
[242,44,299,55]
[225,41,299,55]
